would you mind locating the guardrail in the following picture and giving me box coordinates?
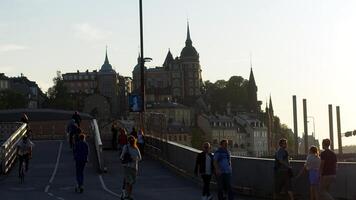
[145,135,356,199]
[0,123,27,174]
[91,119,105,172]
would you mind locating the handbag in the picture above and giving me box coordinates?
[121,145,133,164]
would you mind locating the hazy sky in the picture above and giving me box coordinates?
[1,0,356,146]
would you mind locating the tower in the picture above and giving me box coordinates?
[247,68,258,112]
[175,22,202,105]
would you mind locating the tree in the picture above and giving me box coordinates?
[45,71,75,110]
[0,89,28,109]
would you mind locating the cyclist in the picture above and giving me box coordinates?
[17,135,34,174]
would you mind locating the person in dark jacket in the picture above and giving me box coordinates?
[74,134,89,193]
[195,142,214,200]
[111,121,119,150]
[72,111,82,127]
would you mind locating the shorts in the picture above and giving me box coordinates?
[274,170,292,193]
[123,166,137,185]
[308,169,320,185]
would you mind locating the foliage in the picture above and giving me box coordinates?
[0,89,28,109]
[191,127,210,150]
[44,71,75,110]
[202,76,249,114]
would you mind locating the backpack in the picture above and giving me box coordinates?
[121,145,133,164]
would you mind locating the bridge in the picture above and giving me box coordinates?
[0,110,355,200]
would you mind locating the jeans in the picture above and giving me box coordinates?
[201,174,212,196]
[76,160,86,186]
[320,175,336,200]
[217,173,233,200]
[18,154,29,175]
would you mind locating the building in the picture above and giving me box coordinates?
[0,73,10,91]
[146,101,192,126]
[0,73,45,109]
[132,23,203,106]
[197,114,248,156]
[62,49,131,117]
[234,113,268,157]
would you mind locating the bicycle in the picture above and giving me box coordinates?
[19,160,26,184]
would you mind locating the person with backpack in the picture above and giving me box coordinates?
[195,142,214,200]
[120,136,141,200]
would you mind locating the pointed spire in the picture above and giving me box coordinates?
[163,48,174,68]
[185,21,192,47]
[269,95,274,116]
[104,45,109,64]
[249,67,256,86]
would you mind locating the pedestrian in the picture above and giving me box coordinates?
[120,136,142,200]
[72,111,82,127]
[213,139,233,200]
[297,146,321,200]
[16,134,34,173]
[111,121,119,150]
[195,142,214,200]
[274,138,294,200]
[74,134,89,193]
[130,127,137,139]
[118,128,128,152]
[320,139,337,200]
[66,119,76,148]
[137,129,145,156]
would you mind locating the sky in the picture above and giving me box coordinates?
[1,0,356,146]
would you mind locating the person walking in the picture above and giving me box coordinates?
[74,134,89,193]
[111,121,119,150]
[320,139,337,200]
[195,142,214,200]
[297,146,321,200]
[72,111,82,127]
[214,139,233,200]
[130,127,137,139]
[118,128,128,152]
[120,136,141,200]
[274,138,294,200]
[137,129,145,157]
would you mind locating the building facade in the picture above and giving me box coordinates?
[62,50,131,117]
[132,23,203,106]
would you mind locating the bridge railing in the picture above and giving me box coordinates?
[145,135,356,199]
[91,119,105,172]
[0,123,27,174]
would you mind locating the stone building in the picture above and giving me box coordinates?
[132,23,203,106]
[0,73,45,108]
[62,49,131,117]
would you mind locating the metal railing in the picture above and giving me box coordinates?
[91,119,105,172]
[0,123,27,174]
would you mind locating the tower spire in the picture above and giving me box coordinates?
[104,45,109,64]
[185,21,192,47]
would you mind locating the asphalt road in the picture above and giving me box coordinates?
[0,140,265,200]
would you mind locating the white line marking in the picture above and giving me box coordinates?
[48,193,54,196]
[98,175,120,197]
[45,185,50,193]
[56,197,65,200]
[49,141,63,184]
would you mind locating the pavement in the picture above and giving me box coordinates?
[0,140,265,200]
